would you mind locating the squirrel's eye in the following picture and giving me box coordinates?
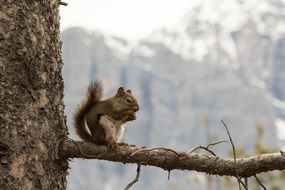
[126,98,132,104]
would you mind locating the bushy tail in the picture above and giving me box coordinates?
[73,81,103,142]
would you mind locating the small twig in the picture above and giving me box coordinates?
[254,175,267,190]
[221,120,241,190]
[59,1,68,6]
[221,120,237,164]
[124,164,141,190]
[189,146,217,156]
[238,177,248,190]
[244,177,248,189]
[280,150,285,157]
[129,147,180,157]
[188,140,228,156]
[207,140,229,148]
[168,170,171,180]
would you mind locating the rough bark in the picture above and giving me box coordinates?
[63,140,285,177]
[0,1,68,190]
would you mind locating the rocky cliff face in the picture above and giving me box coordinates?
[62,1,285,189]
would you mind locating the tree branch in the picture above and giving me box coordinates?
[61,139,285,177]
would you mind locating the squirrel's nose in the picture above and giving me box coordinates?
[134,106,139,112]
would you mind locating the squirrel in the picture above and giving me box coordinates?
[73,80,139,147]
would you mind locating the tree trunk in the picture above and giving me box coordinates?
[0,1,68,189]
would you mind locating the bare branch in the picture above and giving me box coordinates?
[189,146,217,156]
[207,140,229,148]
[124,164,141,190]
[238,178,248,190]
[221,120,236,160]
[188,140,228,156]
[221,120,241,189]
[254,175,267,190]
[62,140,285,177]
[237,178,242,190]
[244,177,248,190]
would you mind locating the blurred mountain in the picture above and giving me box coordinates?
[62,0,285,189]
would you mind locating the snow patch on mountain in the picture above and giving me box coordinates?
[105,36,132,58]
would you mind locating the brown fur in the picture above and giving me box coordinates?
[73,81,103,142]
[73,80,139,145]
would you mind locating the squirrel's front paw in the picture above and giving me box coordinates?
[106,141,118,149]
[128,113,136,121]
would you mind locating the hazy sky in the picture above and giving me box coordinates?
[60,0,195,40]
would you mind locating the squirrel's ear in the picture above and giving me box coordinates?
[126,89,132,94]
[116,87,125,96]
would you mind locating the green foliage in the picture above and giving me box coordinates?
[254,123,277,154]
[271,185,280,190]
